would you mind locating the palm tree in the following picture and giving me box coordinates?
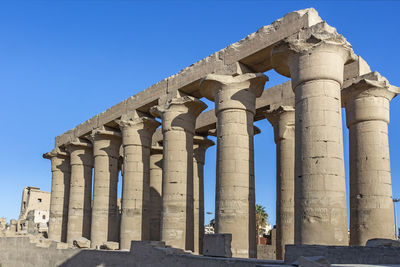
[256,204,268,244]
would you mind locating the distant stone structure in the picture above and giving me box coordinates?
[42,7,398,261]
[18,186,50,235]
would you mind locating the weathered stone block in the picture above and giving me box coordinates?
[73,237,90,248]
[203,234,232,258]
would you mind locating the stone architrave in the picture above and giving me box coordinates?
[151,93,207,251]
[200,73,268,258]
[117,112,160,250]
[65,138,93,244]
[342,72,399,245]
[193,135,215,254]
[43,148,71,242]
[265,106,295,260]
[271,22,356,245]
[149,145,163,241]
[88,127,121,248]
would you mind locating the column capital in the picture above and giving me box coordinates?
[65,138,93,167]
[117,111,160,131]
[65,138,92,150]
[343,72,399,127]
[117,111,160,147]
[264,106,295,144]
[150,93,207,135]
[150,144,163,155]
[264,105,295,126]
[199,73,268,114]
[193,135,215,149]
[87,126,122,141]
[342,71,399,104]
[271,22,356,88]
[43,147,68,160]
[88,126,121,158]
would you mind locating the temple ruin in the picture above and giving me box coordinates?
[38,7,399,264]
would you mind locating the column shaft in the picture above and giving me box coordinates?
[193,136,214,254]
[44,150,70,242]
[149,146,163,241]
[272,24,355,245]
[343,73,399,245]
[265,106,295,260]
[151,94,206,251]
[118,114,160,250]
[66,139,93,244]
[200,73,268,258]
[90,128,121,248]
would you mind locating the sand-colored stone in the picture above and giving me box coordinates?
[200,73,268,258]
[43,149,70,242]
[271,22,355,245]
[117,112,160,250]
[88,127,121,248]
[149,145,163,241]
[342,72,400,245]
[265,106,295,260]
[193,136,214,254]
[65,138,93,244]
[151,93,207,251]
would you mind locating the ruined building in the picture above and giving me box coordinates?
[42,8,398,261]
[18,186,50,234]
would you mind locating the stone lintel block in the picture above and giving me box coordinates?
[224,8,322,67]
[97,102,127,128]
[343,56,371,81]
[73,115,99,141]
[126,80,168,113]
[203,234,232,258]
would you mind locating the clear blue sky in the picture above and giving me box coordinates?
[0,1,399,229]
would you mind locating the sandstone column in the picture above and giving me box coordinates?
[151,93,207,251]
[200,73,268,258]
[193,135,214,254]
[149,145,163,241]
[342,72,399,245]
[89,127,121,248]
[117,112,160,250]
[65,138,93,244]
[271,22,355,245]
[265,106,295,260]
[43,148,71,242]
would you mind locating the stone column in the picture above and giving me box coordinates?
[117,112,160,250]
[89,127,121,248]
[200,73,268,258]
[65,138,93,244]
[265,106,295,260]
[342,72,399,245]
[193,136,214,254]
[43,148,70,242]
[271,22,355,245]
[151,93,207,251]
[149,145,163,241]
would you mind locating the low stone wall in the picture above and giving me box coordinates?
[257,244,276,260]
[0,237,282,267]
[284,244,400,265]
